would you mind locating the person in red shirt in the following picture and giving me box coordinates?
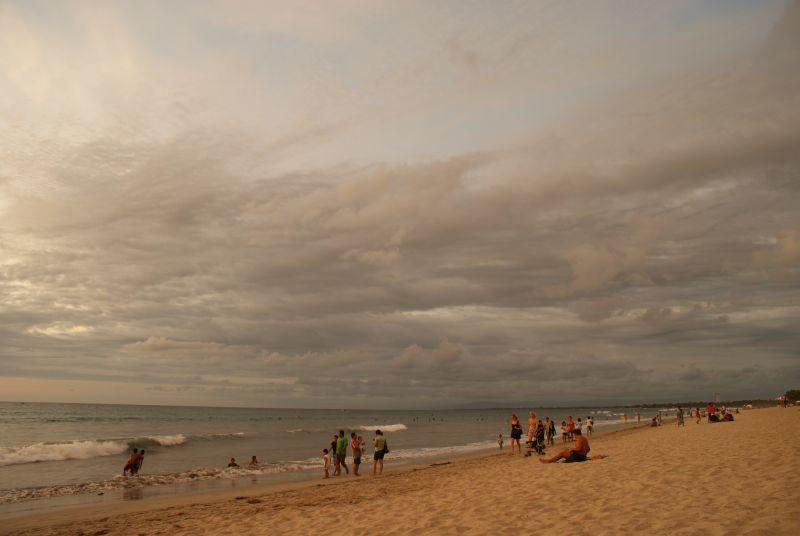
[566,416,575,441]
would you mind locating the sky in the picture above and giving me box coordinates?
[0,0,799,409]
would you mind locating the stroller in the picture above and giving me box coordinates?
[524,424,546,456]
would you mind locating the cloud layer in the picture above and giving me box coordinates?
[1,0,799,407]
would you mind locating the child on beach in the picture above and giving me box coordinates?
[322,448,330,479]
[498,433,504,450]
[561,421,568,443]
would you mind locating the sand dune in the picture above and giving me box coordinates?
[4,406,799,535]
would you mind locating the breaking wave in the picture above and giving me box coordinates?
[0,432,244,467]
[0,440,128,467]
[357,423,408,432]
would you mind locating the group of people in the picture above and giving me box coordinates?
[505,411,603,463]
[322,429,389,478]
[703,403,736,423]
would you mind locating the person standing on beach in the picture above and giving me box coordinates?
[526,411,538,455]
[509,414,523,454]
[676,407,685,427]
[330,434,340,475]
[372,429,387,476]
[335,430,349,476]
[543,418,552,445]
[547,418,556,446]
[561,420,568,443]
[322,449,330,479]
[350,432,362,476]
[695,408,702,424]
[498,433,504,449]
[586,416,594,437]
[566,416,575,441]
[636,412,641,424]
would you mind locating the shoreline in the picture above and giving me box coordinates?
[2,417,668,534]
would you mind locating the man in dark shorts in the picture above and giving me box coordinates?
[350,432,362,476]
[539,429,605,463]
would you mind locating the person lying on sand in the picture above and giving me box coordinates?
[539,429,607,463]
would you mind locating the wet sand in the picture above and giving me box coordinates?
[3,406,799,535]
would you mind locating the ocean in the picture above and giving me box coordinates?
[0,401,667,516]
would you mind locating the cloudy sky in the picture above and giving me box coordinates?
[1,0,798,408]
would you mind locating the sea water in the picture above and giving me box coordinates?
[0,402,666,513]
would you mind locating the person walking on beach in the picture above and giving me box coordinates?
[350,432,362,476]
[560,420,568,443]
[636,412,641,424]
[695,407,702,424]
[372,429,388,476]
[330,434,340,475]
[566,416,575,441]
[586,416,594,437]
[322,449,330,479]
[676,407,685,427]
[547,418,556,446]
[509,414,523,454]
[335,430,349,476]
[498,433,504,450]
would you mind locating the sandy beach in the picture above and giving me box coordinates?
[3,406,798,535]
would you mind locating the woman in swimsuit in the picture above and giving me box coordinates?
[509,414,523,455]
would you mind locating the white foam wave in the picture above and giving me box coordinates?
[0,440,127,467]
[389,440,496,460]
[146,434,187,446]
[0,434,192,467]
[357,423,408,432]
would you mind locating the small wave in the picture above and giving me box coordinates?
[357,423,408,432]
[147,434,187,446]
[0,440,127,467]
